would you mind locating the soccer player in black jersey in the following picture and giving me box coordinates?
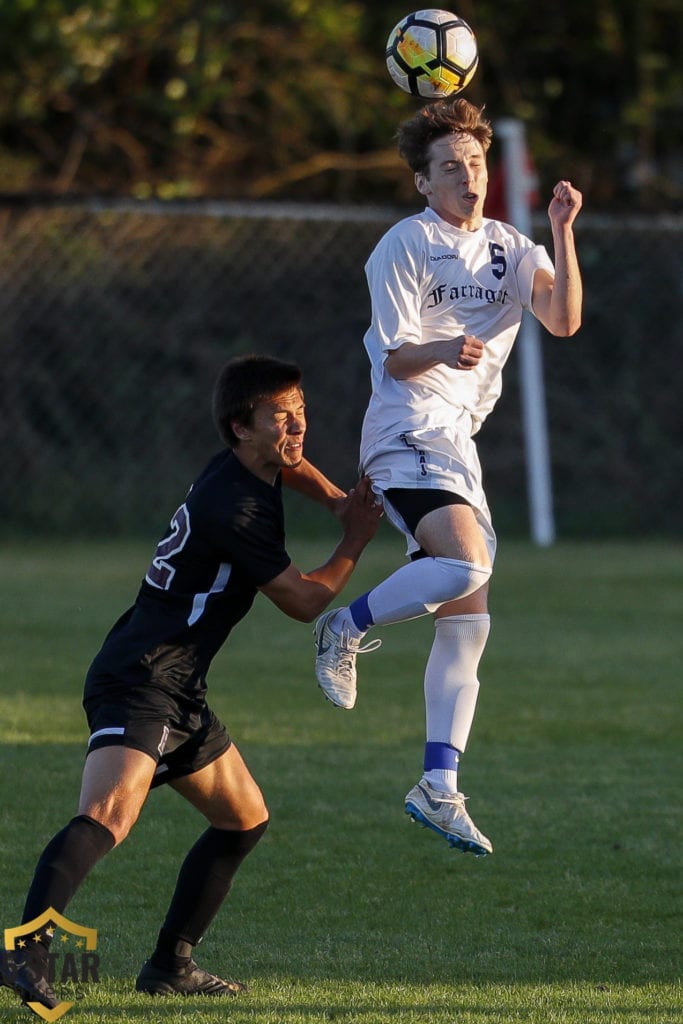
[3,354,382,1011]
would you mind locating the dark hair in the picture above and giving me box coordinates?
[212,354,303,448]
[397,96,493,176]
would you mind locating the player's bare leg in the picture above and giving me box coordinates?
[78,746,158,841]
[171,742,268,830]
[415,502,491,567]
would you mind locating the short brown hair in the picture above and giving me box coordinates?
[213,354,302,448]
[397,97,493,176]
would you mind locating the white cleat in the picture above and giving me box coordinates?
[313,608,381,709]
[405,778,493,856]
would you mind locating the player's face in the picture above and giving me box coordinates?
[415,133,488,229]
[247,387,306,477]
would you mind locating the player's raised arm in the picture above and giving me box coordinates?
[532,180,583,337]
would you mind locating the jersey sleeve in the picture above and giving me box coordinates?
[236,495,291,586]
[231,495,291,586]
[365,229,423,363]
[201,490,291,588]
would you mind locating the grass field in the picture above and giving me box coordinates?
[0,531,681,1023]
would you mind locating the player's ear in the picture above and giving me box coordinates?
[231,419,251,443]
[415,171,431,196]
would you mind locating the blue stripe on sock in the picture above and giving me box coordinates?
[349,593,374,632]
[424,742,460,771]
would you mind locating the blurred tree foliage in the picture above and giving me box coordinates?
[0,0,680,209]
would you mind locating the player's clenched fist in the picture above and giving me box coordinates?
[548,180,582,226]
[455,334,484,370]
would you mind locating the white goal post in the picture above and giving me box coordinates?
[495,118,556,547]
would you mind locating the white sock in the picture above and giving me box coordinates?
[330,607,364,638]
[367,558,490,624]
[424,768,459,793]
[424,613,491,765]
[331,559,490,640]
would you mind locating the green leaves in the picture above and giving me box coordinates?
[0,1,679,208]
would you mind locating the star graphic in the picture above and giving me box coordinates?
[17,939,26,949]
[76,939,84,949]
[60,933,69,944]
[32,933,42,943]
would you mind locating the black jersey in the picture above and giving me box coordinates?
[85,450,291,710]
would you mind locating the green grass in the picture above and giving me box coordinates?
[1,532,681,1023]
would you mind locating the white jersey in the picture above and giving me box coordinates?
[359,206,554,461]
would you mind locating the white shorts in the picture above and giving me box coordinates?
[360,427,497,562]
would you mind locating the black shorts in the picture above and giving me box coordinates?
[83,690,231,790]
[385,488,471,559]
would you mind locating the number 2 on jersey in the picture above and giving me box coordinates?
[145,503,191,590]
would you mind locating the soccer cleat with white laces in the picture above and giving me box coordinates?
[313,608,381,709]
[405,778,493,856]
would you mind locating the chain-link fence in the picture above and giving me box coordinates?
[1,198,681,539]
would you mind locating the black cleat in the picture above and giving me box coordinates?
[13,957,59,1011]
[135,959,246,997]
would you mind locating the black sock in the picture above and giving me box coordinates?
[22,814,116,948]
[151,821,268,971]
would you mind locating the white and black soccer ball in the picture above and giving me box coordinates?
[386,9,478,98]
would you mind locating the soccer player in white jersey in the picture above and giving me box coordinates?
[314,97,583,856]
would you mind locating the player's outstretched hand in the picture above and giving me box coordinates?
[339,476,383,544]
[548,180,582,228]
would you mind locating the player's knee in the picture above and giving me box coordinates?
[81,785,152,845]
[206,818,270,862]
[85,806,139,846]
[236,816,269,855]
[210,795,269,832]
[432,557,491,603]
[240,788,269,830]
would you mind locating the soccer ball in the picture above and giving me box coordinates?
[386,9,478,98]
